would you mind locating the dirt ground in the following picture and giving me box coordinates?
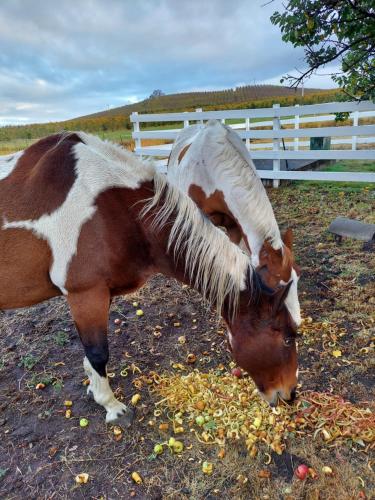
[0,183,374,500]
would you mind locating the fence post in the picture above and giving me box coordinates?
[273,104,280,188]
[352,110,359,150]
[183,111,189,128]
[221,118,226,124]
[294,104,299,151]
[245,117,250,150]
[196,108,203,125]
[131,112,141,157]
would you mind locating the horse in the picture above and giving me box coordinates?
[167,120,301,326]
[0,132,298,426]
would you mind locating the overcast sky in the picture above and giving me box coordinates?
[0,0,337,126]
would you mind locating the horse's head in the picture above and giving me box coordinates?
[224,279,298,406]
[257,228,301,326]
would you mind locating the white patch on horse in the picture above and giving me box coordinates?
[0,150,23,181]
[83,357,128,422]
[2,133,155,293]
[282,268,301,326]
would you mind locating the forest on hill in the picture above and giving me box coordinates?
[0,85,340,142]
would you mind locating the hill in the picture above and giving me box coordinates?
[80,84,325,120]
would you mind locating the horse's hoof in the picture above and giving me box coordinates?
[107,406,135,428]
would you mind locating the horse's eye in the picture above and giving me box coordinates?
[284,337,294,347]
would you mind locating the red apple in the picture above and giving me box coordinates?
[231,367,242,378]
[295,464,309,480]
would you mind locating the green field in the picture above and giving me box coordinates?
[297,160,375,192]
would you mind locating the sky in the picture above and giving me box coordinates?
[0,0,338,126]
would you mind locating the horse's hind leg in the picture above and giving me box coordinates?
[67,287,134,427]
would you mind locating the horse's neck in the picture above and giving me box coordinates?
[139,179,249,313]
[171,164,281,265]
[219,183,278,264]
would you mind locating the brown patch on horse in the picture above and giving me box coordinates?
[258,229,298,289]
[167,143,191,168]
[65,185,156,296]
[0,133,82,221]
[177,144,191,164]
[188,184,244,245]
[0,228,59,309]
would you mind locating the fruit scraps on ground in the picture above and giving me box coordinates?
[134,367,374,457]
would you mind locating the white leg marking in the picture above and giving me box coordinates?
[83,357,128,422]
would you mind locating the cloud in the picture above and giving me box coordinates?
[0,0,336,125]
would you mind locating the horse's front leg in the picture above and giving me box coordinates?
[67,287,134,427]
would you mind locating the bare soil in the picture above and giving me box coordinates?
[0,184,374,499]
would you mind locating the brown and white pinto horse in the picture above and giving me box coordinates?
[0,133,298,425]
[168,120,301,326]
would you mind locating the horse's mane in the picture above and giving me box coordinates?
[171,121,283,251]
[142,171,253,316]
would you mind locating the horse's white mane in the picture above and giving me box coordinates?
[142,171,252,316]
[169,120,283,251]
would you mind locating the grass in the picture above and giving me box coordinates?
[18,354,39,370]
[96,128,132,142]
[297,160,375,192]
[53,330,70,347]
[0,137,36,155]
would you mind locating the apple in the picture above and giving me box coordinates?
[231,367,242,378]
[154,444,164,455]
[295,464,309,480]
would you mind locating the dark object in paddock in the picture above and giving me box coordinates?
[328,216,375,244]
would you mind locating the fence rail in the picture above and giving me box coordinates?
[132,124,375,140]
[131,100,375,186]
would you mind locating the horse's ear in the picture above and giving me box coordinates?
[272,281,292,316]
[260,239,272,258]
[282,228,293,250]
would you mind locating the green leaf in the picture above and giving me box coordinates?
[203,420,217,431]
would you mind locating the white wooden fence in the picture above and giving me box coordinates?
[131,100,375,187]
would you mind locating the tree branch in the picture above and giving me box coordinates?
[345,0,375,19]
